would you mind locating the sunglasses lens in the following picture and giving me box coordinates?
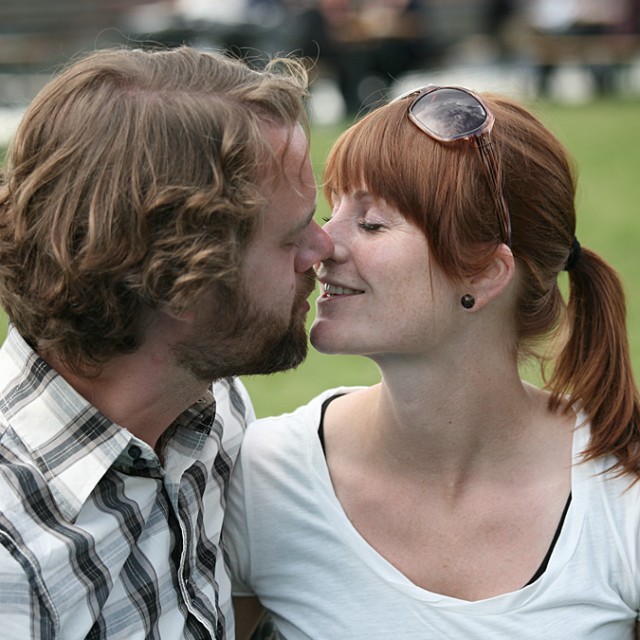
[410,88,488,140]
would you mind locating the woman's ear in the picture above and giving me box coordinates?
[462,244,515,312]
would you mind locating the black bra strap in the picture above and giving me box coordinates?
[318,394,344,454]
[525,492,572,586]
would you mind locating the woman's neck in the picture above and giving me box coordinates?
[338,352,570,488]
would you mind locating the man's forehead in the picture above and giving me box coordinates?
[258,126,316,208]
[261,123,310,171]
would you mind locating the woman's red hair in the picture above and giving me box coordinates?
[324,93,640,479]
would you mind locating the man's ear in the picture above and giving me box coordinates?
[159,304,197,324]
[463,244,515,312]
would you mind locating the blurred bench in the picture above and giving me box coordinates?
[526,32,640,95]
[0,0,158,72]
[529,33,640,66]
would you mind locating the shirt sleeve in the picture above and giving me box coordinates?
[223,442,255,596]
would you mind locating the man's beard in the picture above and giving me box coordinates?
[174,270,316,382]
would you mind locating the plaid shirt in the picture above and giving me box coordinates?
[0,327,252,639]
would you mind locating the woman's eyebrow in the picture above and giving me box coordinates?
[353,189,372,202]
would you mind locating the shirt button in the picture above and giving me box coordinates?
[128,445,142,459]
[133,457,148,469]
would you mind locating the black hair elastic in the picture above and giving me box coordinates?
[564,238,581,271]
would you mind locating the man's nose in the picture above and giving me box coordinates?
[295,221,335,272]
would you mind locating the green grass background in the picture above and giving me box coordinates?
[2,98,639,417]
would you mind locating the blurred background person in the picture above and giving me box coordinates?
[525,0,636,95]
[293,0,434,116]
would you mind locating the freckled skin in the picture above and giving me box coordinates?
[312,189,461,361]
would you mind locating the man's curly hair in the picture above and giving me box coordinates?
[0,46,309,374]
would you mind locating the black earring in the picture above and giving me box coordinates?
[460,294,475,309]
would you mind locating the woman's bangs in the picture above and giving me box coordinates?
[324,105,414,204]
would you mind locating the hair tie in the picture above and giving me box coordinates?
[564,237,581,271]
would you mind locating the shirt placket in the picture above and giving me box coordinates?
[165,471,216,638]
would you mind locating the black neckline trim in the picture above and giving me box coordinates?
[316,393,572,589]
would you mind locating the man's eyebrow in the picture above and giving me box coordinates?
[286,206,317,238]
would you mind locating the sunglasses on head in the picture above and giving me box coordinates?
[393,85,512,247]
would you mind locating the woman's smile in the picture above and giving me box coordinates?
[320,282,365,299]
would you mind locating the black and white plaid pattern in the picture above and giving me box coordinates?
[0,327,250,639]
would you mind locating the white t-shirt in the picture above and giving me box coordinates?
[225,387,640,639]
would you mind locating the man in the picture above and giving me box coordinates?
[0,46,332,639]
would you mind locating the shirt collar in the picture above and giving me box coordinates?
[0,327,216,520]
[0,327,133,520]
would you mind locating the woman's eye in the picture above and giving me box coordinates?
[358,220,383,232]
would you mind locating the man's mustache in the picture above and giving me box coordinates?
[298,269,317,302]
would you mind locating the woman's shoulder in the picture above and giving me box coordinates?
[252,386,366,426]
[241,386,367,454]
[574,419,640,523]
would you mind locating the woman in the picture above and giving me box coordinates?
[225,86,640,639]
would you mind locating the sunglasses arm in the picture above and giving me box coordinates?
[474,136,512,247]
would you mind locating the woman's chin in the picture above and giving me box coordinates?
[310,328,345,356]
